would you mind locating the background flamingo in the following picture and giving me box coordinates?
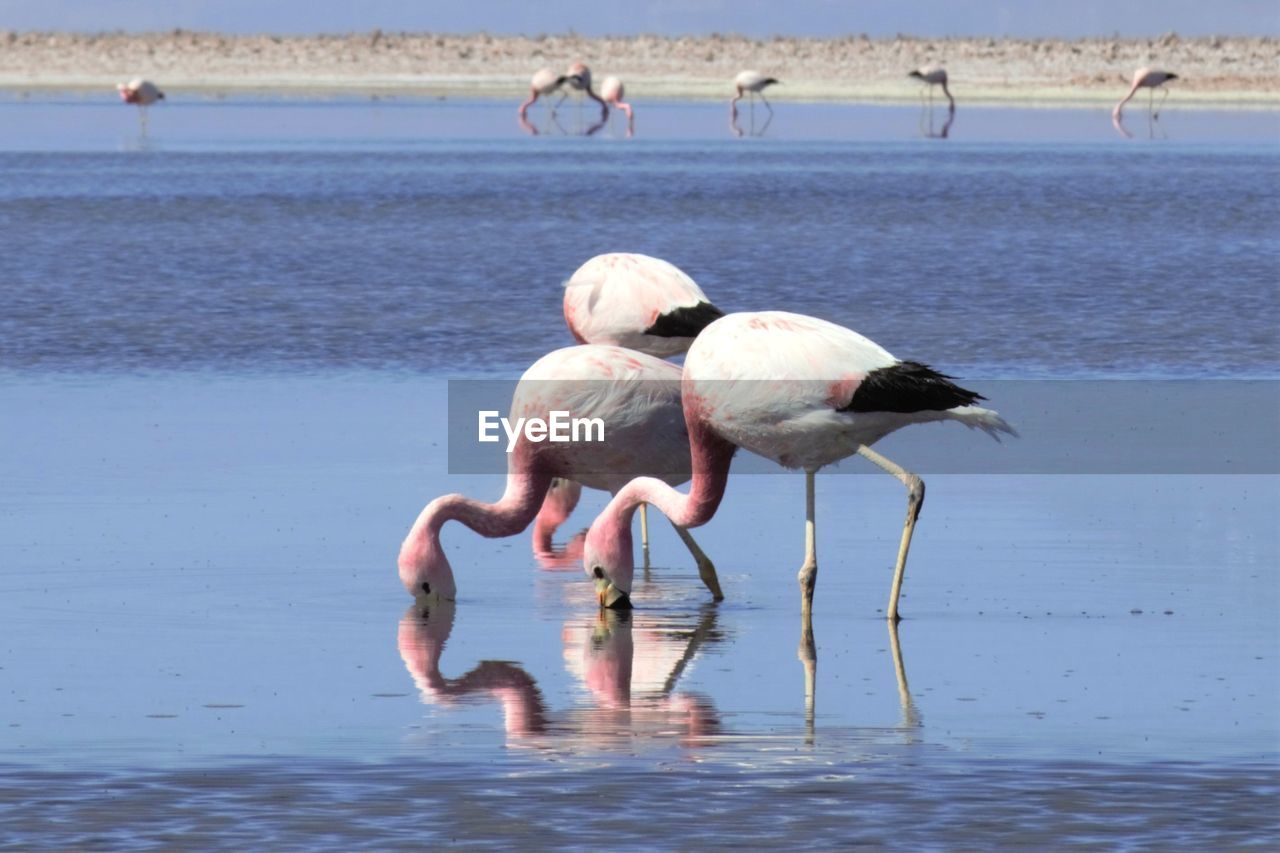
[558,61,609,125]
[517,67,568,123]
[399,344,723,606]
[730,70,779,130]
[1113,67,1178,122]
[116,78,164,132]
[599,75,634,136]
[908,65,955,113]
[582,311,1015,619]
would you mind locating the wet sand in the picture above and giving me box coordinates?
[2,31,1278,106]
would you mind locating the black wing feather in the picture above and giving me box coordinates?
[843,361,985,414]
[643,301,725,339]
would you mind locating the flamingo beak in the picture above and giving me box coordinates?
[593,570,632,610]
[414,580,444,611]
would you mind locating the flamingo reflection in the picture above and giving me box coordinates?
[398,601,723,747]
[397,602,548,737]
[798,613,919,744]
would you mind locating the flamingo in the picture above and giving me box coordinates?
[563,253,723,359]
[908,66,955,113]
[581,311,1015,619]
[116,78,164,132]
[399,344,723,606]
[517,67,568,123]
[599,75,634,136]
[1113,67,1178,122]
[557,61,609,125]
[730,70,779,128]
[560,252,723,559]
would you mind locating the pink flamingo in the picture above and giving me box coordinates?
[582,311,1015,619]
[517,67,568,122]
[398,344,723,605]
[730,70,779,127]
[563,253,723,359]
[599,75,634,136]
[1113,67,1178,122]
[560,252,723,557]
[116,78,164,132]
[557,61,609,124]
[908,66,955,113]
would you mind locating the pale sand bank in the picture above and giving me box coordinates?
[2,31,1278,107]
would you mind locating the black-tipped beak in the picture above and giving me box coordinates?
[604,590,633,610]
[1167,73,1179,81]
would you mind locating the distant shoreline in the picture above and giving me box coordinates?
[2,31,1277,107]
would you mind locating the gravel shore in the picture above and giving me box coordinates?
[2,30,1277,106]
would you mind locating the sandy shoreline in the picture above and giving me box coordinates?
[2,31,1278,106]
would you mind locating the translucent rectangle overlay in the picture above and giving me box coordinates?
[447,380,1279,476]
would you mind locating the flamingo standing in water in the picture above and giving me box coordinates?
[908,66,955,113]
[518,67,568,124]
[557,61,610,126]
[116,78,164,132]
[730,70,779,131]
[599,76,634,136]
[399,344,724,606]
[1113,67,1178,122]
[560,252,724,559]
[582,311,1015,619]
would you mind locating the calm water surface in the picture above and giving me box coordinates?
[1,98,1277,846]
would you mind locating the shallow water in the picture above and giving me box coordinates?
[1,98,1277,845]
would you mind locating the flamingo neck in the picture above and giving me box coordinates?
[398,461,551,593]
[611,418,735,532]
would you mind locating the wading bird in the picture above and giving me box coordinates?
[399,345,723,606]
[558,61,610,125]
[582,311,1015,619]
[116,78,164,132]
[561,253,723,560]
[518,67,569,122]
[730,70,779,130]
[1112,67,1178,122]
[908,65,954,113]
[599,75,634,136]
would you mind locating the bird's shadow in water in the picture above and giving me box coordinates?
[731,109,774,138]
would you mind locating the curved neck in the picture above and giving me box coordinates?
[612,418,735,531]
[400,462,551,572]
[517,92,537,118]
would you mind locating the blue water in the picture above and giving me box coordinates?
[1,98,1277,846]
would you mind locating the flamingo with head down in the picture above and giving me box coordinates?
[518,67,568,123]
[558,61,609,125]
[398,344,724,606]
[908,65,955,113]
[1113,67,1178,123]
[599,76,634,136]
[582,311,1015,619]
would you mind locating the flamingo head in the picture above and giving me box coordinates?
[582,503,636,610]
[398,497,459,606]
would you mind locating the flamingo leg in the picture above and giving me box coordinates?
[856,445,924,623]
[759,91,773,117]
[640,503,651,568]
[798,469,818,621]
[799,610,816,744]
[1155,86,1170,120]
[887,619,920,729]
[669,519,724,601]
